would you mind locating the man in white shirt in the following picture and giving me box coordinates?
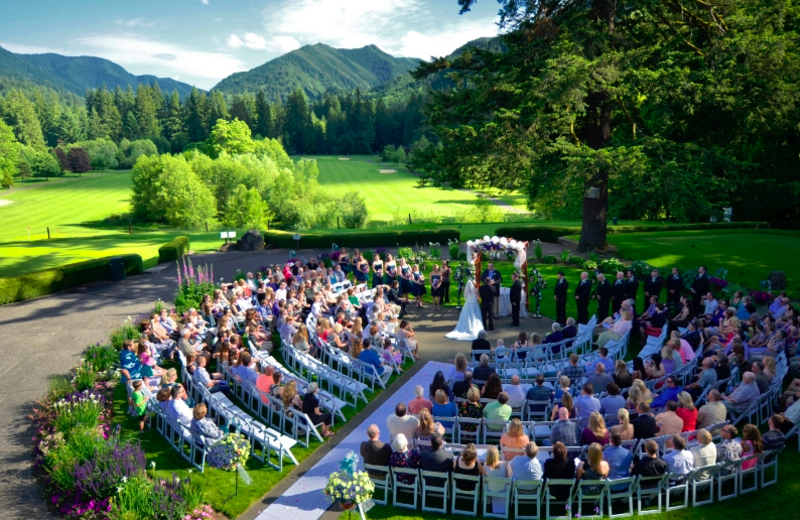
[663,435,694,482]
[509,442,543,483]
[701,292,718,318]
[503,374,528,401]
[386,402,420,442]
[233,353,260,385]
[167,386,193,425]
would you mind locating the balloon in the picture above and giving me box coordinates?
[500,237,508,246]
[483,235,491,242]
[466,241,473,247]
[491,236,499,244]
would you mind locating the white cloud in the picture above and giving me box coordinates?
[265,35,300,54]
[0,42,55,54]
[199,0,209,4]
[227,34,244,49]
[243,33,268,50]
[258,0,498,59]
[117,18,154,28]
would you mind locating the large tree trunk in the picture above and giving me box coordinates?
[578,0,616,252]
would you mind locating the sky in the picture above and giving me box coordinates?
[0,0,501,90]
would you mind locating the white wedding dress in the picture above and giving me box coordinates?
[446,280,485,341]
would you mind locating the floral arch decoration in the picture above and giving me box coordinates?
[467,236,531,311]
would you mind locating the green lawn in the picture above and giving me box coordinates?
[308,155,526,224]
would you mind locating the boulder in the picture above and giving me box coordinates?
[234,229,265,251]
[768,271,787,290]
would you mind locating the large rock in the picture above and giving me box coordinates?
[234,229,265,251]
[768,271,787,290]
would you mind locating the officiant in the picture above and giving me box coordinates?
[481,262,503,318]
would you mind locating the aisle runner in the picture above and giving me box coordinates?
[255,361,451,520]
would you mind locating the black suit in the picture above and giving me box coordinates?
[574,278,592,324]
[554,277,569,325]
[626,277,639,314]
[644,276,663,304]
[596,279,611,321]
[632,414,657,440]
[665,274,684,305]
[360,440,392,470]
[612,279,627,313]
[385,287,408,316]
[471,337,491,361]
[691,273,709,313]
[479,283,495,330]
[510,279,522,326]
[482,269,503,315]
[420,448,453,486]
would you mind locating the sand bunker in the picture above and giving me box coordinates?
[338,157,351,160]
[379,169,398,174]
[0,199,13,208]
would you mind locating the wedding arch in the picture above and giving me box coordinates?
[466,236,530,311]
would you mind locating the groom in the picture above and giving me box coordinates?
[510,272,522,327]
[481,262,502,318]
[479,277,495,331]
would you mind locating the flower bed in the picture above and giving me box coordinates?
[30,324,218,520]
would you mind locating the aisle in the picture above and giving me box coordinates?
[254,361,451,520]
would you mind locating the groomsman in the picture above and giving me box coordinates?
[479,277,496,331]
[612,271,627,314]
[510,272,522,327]
[595,273,611,321]
[481,262,503,318]
[644,269,664,304]
[625,269,639,315]
[666,267,683,307]
[554,271,569,325]
[574,271,592,325]
[691,266,709,314]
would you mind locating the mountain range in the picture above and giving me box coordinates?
[0,45,197,97]
[0,37,503,102]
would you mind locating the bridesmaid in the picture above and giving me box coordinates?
[411,264,426,309]
[398,257,412,296]
[339,247,351,276]
[354,254,370,285]
[384,254,397,286]
[372,254,384,288]
[430,264,443,309]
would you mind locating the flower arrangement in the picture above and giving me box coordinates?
[323,452,374,506]
[428,242,441,260]
[750,290,773,305]
[207,433,250,471]
[709,276,729,289]
[466,236,527,268]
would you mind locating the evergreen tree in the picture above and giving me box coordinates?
[254,90,272,138]
[4,89,45,147]
[0,120,19,188]
[184,88,209,143]
[284,88,310,153]
[123,110,141,140]
[135,84,161,138]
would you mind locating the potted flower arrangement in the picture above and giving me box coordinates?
[207,433,250,471]
[323,452,374,512]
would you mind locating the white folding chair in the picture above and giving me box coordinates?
[363,463,391,505]
[665,470,692,511]
[716,459,742,500]
[739,454,761,493]
[451,473,481,515]
[483,475,512,518]
[607,476,637,518]
[543,479,574,520]
[636,474,668,515]
[512,479,542,520]
[760,447,783,487]
[420,470,450,513]
[691,464,721,506]
[572,479,608,519]
[391,467,419,509]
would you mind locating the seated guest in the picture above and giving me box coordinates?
[559,353,584,385]
[255,365,275,404]
[452,443,483,490]
[509,442,543,481]
[419,433,453,485]
[587,363,614,393]
[452,353,468,382]
[655,400,684,435]
[167,385,194,425]
[500,418,530,460]
[483,392,513,429]
[550,406,580,446]
[473,354,497,382]
[543,442,576,501]
[302,382,334,437]
[389,434,420,483]
[120,339,143,383]
[408,385,433,415]
[387,403,420,442]
[576,443,609,493]
[716,425,743,463]
[762,414,787,450]
[585,347,615,374]
[233,353,259,385]
[545,322,564,345]
[471,330,491,361]
[156,388,172,413]
[600,382,626,416]
[526,374,552,407]
[676,391,697,432]
[721,372,760,416]
[613,360,633,389]
[690,429,717,477]
[696,390,727,433]
[574,384,601,421]
[432,390,457,428]
[193,356,229,395]
[359,342,393,384]
[482,446,511,513]
[458,387,483,431]
[581,412,610,446]
[361,424,392,471]
[651,376,683,409]
[553,375,573,401]
[190,403,222,445]
[562,318,578,344]
[632,440,668,477]
[685,357,718,398]
[597,310,633,348]
[663,434,694,482]
[611,408,634,440]
[740,424,764,469]
[481,373,503,400]
[452,371,476,398]
[604,431,633,481]
[429,371,451,401]
[415,408,444,450]
[632,401,657,439]
[503,374,527,401]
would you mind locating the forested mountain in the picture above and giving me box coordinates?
[212,43,420,101]
[0,46,197,97]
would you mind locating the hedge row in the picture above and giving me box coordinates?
[496,222,769,244]
[262,228,460,249]
[158,236,190,262]
[0,254,143,305]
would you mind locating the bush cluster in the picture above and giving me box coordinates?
[262,228,459,249]
[157,236,190,263]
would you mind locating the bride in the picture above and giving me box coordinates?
[446,278,484,341]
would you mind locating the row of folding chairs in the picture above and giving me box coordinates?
[282,342,371,405]
[363,446,783,519]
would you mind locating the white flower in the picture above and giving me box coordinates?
[121,476,128,483]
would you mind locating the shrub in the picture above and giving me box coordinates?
[82,344,118,374]
[397,247,413,259]
[0,255,143,305]
[363,250,374,263]
[339,191,369,228]
[535,244,543,260]
[542,255,557,264]
[109,318,142,350]
[449,244,460,259]
[73,437,147,500]
[583,259,598,270]
[560,250,571,262]
[52,390,106,435]
[598,258,627,274]
[568,254,584,265]
[261,228,459,249]
[158,236,190,263]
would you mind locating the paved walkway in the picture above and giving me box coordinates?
[0,245,554,520]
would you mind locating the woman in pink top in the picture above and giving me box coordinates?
[256,365,275,404]
[740,424,763,470]
[500,419,530,460]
